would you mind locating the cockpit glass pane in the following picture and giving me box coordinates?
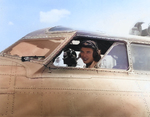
[98,43,128,70]
[48,26,73,32]
[4,38,64,59]
[131,44,150,71]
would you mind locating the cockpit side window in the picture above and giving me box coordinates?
[53,40,84,68]
[98,43,129,70]
[53,37,114,68]
[4,38,64,60]
[131,44,150,71]
[52,37,129,70]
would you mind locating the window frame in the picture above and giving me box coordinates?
[97,42,129,70]
[130,43,150,72]
[51,37,129,72]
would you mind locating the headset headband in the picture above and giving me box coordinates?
[80,40,98,51]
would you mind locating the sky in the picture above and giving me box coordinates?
[0,0,150,52]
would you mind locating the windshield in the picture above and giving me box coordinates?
[4,38,65,59]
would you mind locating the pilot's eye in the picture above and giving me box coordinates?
[87,51,92,54]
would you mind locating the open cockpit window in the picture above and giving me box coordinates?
[52,36,128,70]
[3,38,65,61]
[53,37,129,70]
[53,40,84,67]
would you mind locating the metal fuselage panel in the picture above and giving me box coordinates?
[0,56,149,117]
[1,27,150,117]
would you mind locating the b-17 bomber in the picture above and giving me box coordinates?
[1,26,150,117]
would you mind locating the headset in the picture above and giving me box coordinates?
[80,40,101,62]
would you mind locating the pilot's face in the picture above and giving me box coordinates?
[80,47,94,64]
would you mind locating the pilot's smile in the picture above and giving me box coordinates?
[80,47,94,64]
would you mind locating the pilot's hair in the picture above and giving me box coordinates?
[80,40,101,62]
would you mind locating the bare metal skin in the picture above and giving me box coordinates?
[0,26,150,117]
